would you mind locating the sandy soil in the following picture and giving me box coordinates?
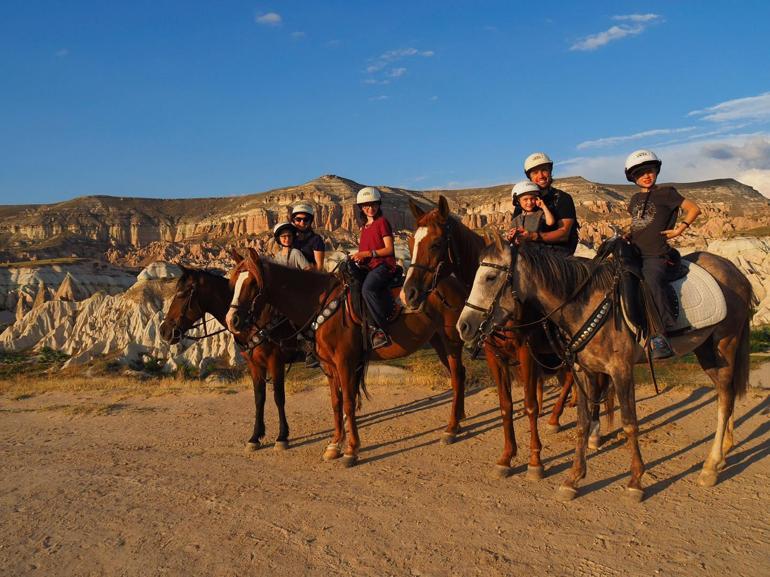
[1,379,769,577]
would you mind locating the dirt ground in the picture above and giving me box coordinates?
[2,376,769,577]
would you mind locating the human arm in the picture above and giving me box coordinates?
[313,250,325,271]
[536,198,556,226]
[661,198,701,240]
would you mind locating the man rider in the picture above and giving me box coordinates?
[507,152,579,255]
[290,203,325,271]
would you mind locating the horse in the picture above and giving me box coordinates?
[159,266,298,450]
[226,247,468,466]
[457,236,752,502]
[402,196,613,479]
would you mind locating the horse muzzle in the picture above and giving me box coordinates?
[159,321,183,345]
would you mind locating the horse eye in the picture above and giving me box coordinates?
[485,274,497,282]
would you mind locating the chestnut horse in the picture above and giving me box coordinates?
[402,196,610,479]
[159,266,297,450]
[457,238,752,502]
[226,248,468,466]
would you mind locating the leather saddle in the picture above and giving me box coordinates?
[339,260,404,327]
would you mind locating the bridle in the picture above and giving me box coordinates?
[407,221,457,306]
[163,282,228,343]
[462,258,521,345]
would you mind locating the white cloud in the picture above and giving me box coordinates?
[255,12,282,26]
[55,48,69,57]
[689,92,770,123]
[369,95,389,101]
[570,13,661,51]
[578,127,697,150]
[291,31,306,39]
[613,13,660,23]
[561,133,770,197]
[363,47,433,85]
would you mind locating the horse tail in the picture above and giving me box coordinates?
[732,299,752,399]
[356,358,371,410]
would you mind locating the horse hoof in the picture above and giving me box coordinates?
[527,465,545,481]
[493,465,513,479]
[588,436,601,451]
[273,441,289,451]
[546,423,561,433]
[322,444,341,461]
[556,485,578,502]
[626,487,645,503]
[245,441,261,452]
[441,432,457,445]
[697,470,718,488]
[342,454,358,468]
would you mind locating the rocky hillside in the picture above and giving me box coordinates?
[2,175,769,265]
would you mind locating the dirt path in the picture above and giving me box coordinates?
[2,381,769,577]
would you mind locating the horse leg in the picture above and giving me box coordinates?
[614,366,645,502]
[588,373,610,450]
[485,346,516,478]
[603,376,616,436]
[536,377,544,416]
[557,369,592,501]
[245,356,267,451]
[693,334,739,487]
[322,367,345,462]
[338,358,361,467]
[521,349,544,480]
[429,333,463,441]
[547,367,573,432]
[268,352,289,451]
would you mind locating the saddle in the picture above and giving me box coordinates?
[339,260,404,327]
[602,238,727,338]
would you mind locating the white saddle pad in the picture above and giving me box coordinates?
[669,260,727,332]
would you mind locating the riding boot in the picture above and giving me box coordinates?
[370,327,391,350]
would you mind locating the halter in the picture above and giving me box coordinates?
[164,282,228,343]
[463,259,521,346]
[407,221,457,305]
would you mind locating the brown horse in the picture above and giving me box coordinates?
[457,238,752,502]
[159,266,297,450]
[403,196,611,479]
[226,248,468,466]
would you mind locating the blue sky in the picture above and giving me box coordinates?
[2,1,770,204]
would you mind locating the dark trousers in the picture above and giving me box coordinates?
[362,265,396,330]
[642,256,674,330]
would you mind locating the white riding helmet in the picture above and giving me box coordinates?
[524,152,553,176]
[624,149,662,182]
[511,180,541,202]
[356,186,382,204]
[291,203,315,217]
[273,222,297,240]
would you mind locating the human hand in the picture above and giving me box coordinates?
[660,224,686,240]
[534,198,544,208]
[351,251,368,263]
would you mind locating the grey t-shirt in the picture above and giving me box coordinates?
[271,248,310,269]
[511,210,546,233]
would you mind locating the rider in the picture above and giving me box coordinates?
[510,180,556,235]
[351,186,398,350]
[624,149,701,359]
[271,222,311,269]
[290,203,325,271]
[507,152,579,255]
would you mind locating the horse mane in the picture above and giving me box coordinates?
[416,209,485,289]
[515,243,616,306]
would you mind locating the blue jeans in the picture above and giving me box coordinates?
[642,255,674,330]
[362,265,396,330]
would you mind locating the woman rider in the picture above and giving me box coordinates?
[271,222,311,269]
[290,203,325,271]
[350,186,398,350]
[624,149,701,359]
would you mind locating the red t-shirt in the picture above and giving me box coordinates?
[358,216,397,271]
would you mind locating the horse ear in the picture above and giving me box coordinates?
[482,229,494,247]
[229,248,243,264]
[246,247,265,288]
[493,231,503,252]
[438,196,449,219]
[409,198,426,221]
[246,247,260,263]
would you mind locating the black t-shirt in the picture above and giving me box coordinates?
[514,187,579,254]
[628,186,684,257]
[293,230,325,266]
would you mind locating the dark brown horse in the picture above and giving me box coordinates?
[457,238,752,502]
[403,196,611,479]
[226,248,468,466]
[159,266,297,450]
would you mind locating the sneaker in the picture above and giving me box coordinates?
[651,335,674,360]
[304,352,320,369]
[370,328,391,350]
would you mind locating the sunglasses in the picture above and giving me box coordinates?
[293,216,311,223]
